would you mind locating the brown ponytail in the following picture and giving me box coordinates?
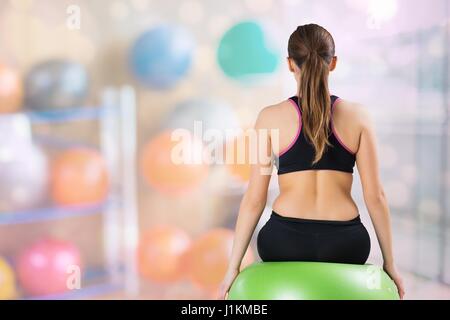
[288,24,335,164]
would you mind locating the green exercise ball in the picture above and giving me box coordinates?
[228,262,399,300]
[217,20,280,81]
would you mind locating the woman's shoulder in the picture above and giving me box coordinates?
[260,98,293,114]
[255,99,294,128]
[334,97,372,127]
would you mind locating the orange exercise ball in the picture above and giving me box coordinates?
[138,225,192,283]
[186,228,254,292]
[50,148,109,206]
[225,132,253,182]
[0,64,23,113]
[0,257,16,300]
[140,131,209,195]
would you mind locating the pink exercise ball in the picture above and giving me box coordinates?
[16,238,82,297]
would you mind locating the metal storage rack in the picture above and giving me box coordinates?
[0,86,139,299]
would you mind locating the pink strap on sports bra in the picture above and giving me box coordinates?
[278,98,302,157]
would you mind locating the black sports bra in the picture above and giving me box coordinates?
[275,95,356,175]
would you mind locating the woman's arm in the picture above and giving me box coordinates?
[355,105,405,299]
[218,107,273,299]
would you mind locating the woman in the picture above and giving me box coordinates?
[219,24,405,299]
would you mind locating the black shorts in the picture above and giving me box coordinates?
[257,211,371,264]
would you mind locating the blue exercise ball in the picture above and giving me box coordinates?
[24,60,89,111]
[130,24,194,89]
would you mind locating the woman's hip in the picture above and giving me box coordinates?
[257,211,371,264]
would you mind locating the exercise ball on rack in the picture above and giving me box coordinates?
[185,228,254,293]
[24,59,89,111]
[50,148,109,206]
[0,63,23,113]
[16,237,82,297]
[163,98,240,148]
[217,20,280,82]
[138,225,192,283]
[0,141,49,213]
[129,24,194,89]
[227,262,400,300]
[0,256,17,300]
[225,131,254,183]
[140,130,209,195]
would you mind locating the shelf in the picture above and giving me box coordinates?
[24,266,124,300]
[27,282,123,300]
[0,199,118,225]
[26,106,105,124]
[0,87,139,300]
[34,133,99,149]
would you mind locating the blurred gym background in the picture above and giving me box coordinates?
[0,0,449,300]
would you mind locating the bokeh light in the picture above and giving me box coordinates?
[283,0,304,6]
[194,45,216,74]
[109,1,130,21]
[130,0,151,11]
[178,0,205,25]
[378,143,399,169]
[368,0,398,23]
[400,163,417,185]
[0,9,97,68]
[244,0,274,14]
[418,199,441,223]
[207,15,232,38]
[345,0,369,12]
[384,180,410,207]
[9,0,34,11]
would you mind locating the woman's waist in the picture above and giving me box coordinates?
[260,210,366,237]
[272,192,359,221]
[270,210,361,226]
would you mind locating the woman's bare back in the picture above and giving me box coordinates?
[266,97,364,221]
